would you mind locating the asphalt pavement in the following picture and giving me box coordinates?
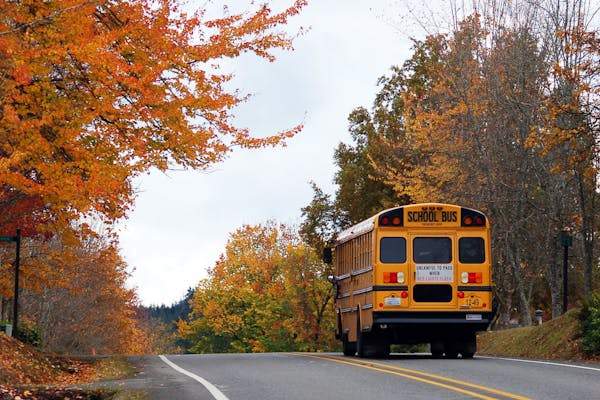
[115,353,600,400]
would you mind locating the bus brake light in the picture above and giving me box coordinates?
[384,272,405,283]
[464,272,482,283]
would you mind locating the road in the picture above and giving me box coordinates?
[118,353,600,400]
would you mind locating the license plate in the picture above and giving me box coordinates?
[384,297,401,306]
[466,314,482,321]
[415,264,454,282]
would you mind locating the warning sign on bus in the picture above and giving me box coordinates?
[404,204,460,227]
[415,264,454,282]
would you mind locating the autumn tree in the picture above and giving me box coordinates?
[300,105,410,249]
[0,0,305,233]
[311,1,599,325]
[1,0,307,352]
[15,225,149,354]
[179,222,336,353]
[529,0,600,297]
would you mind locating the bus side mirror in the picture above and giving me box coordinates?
[322,247,333,264]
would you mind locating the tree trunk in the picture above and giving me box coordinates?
[577,171,595,296]
[497,293,512,328]
[547,237,563,318]
[509,243,532,325]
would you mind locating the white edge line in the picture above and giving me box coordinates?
[478,355,600,372]
[159,355,230,400]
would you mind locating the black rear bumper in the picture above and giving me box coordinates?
[371,311,493,342]
[374,311,493,325]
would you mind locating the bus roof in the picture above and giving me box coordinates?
[334,203,487,245]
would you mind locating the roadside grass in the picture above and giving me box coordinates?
[477,309,588,360]
[95,357,137,381]
[92,356,147,400]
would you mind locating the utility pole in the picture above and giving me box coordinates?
[1,229,21,335]
[559,230,573,315]
[13,229,21,334]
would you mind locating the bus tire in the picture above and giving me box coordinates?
[431,341,444,359]
[375,343,390,358]
[342,334,357,356]
[444,341,459,359]
[459,334,477,358]
[445,351,459,359]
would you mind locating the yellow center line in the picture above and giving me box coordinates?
[314,354,531,400]
[292,353,531,400]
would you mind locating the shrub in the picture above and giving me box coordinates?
[580,291,600,356]
[15,321,42,347]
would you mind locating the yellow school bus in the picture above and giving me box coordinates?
[323,203,494,358]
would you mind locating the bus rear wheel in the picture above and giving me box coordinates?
[443,340,460,359]
[342,334,357,356]
[431,341,444,359]
[374,343,390,358]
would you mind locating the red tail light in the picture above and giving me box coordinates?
[379,210,403,227]
[457,291,465,298]
[461,208,486,227]
[466,272,483,283]
[400,291,408,298]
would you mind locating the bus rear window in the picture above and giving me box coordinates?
[413,237,452,263]
[380,237,406,263]
[459,237,485,263]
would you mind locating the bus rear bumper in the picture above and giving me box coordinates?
[371,311,494,342]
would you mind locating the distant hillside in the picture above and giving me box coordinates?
[141,288,194,328]
[137,288,195,353]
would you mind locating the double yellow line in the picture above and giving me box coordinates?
[294,353,530,400]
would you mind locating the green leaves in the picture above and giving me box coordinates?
[180,223,336,353]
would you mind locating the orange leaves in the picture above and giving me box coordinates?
[0,0,305,234]
[182,222,336,353]
[12,64,31,85]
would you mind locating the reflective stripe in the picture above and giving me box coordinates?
[457,285,493,292]
[373,285,409,291]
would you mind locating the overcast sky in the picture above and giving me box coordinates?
[119,0,425,306]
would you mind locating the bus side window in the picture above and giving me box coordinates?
[459,237,485,263]
[380,237,406,263]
